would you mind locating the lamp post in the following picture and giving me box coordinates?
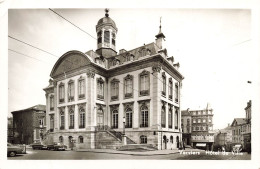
[39,124,43,143]
[122,116,126,145]
[123,116,125,135]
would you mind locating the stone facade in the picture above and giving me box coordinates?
[43,10,184,150]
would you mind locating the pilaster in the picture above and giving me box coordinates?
[152,65,161,129]
[87,71,95,129]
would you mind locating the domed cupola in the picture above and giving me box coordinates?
[96,9,118,58]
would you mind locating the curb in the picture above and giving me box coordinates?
[75,150,180,156]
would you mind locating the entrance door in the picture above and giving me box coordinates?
[176,136,180,148]
[163,135,167,149]
[68,136,73,149]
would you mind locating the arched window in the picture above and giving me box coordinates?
[69,108,74,129]
[60,110,65,130]
[111,79,119,100]
[139,70,150,96]
[175,109,179,129]
[50,95,54,111]
[68,80,74,102]
[162,72,166,96]
[112,110,118,129]
[78,136,84,143]
[50,115,54,132]
[141,48,146,57]
[124,75,133,98]
[168,78,173,99]
[97,108,104,126]
[140,135,147,144]
[112,33,116,46]
[59,136,63,143]
[168,107,173,129]
[59,83,65,103]
[97,78,104,100]
[175,82,179,103]
[125,108,132,128]
[104,30,110,43]
[78,77,85,99]
[140,106,148,127]
[161,105,166,128]
[79,107,85,128]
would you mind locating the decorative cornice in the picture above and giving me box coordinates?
[152,65,161,73]
[87,71,95,78]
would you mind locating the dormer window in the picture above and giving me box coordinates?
[112,59,120,66]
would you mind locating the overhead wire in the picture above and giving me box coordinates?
[8,49,50,64]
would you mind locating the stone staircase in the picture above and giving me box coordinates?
[95,125,137,149]
[118,144,158,151]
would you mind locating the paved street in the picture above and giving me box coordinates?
[8,148,251,160]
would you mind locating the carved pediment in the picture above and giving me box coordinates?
[50,51,91,78]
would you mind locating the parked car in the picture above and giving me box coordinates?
[47,142,67,151]
[31,142,47,150]
[7,143,23,157]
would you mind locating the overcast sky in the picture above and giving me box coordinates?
[8,8,253,129]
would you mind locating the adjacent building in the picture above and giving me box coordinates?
[214,124,233,151]
[230,100,251,152]
[11,104,46,144]
[43,9,184,150]
[7,117,14,143]
[181,104,214,150]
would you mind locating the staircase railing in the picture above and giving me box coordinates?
[95,125,123,141]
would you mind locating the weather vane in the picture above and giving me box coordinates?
[105,8,109,17]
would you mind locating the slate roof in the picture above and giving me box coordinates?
[231,118,247,126]
[12,104,46,114]
[107,42,160,68]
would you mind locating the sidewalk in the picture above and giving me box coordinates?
[75,148,198,156]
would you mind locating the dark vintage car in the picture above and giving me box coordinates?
[47,142,67,151]
[7,143,24,157]
[31,142,47,150]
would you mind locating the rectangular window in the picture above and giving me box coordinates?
[68,82,74,101]
[78,79,85,99]
[59,85,65,103]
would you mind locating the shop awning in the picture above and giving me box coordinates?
[196,143,206,147]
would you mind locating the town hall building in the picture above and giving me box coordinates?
[43,9,184,150]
